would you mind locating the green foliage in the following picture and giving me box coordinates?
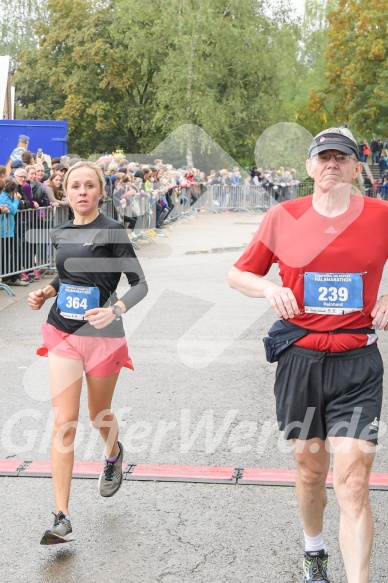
[12,0,387,163]
[308,0,388,137]
[254,122,313,177]
[0,0,48,65]
[13,0,295,160]
[278,0,336,135]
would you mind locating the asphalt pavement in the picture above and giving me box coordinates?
[1,211,388,583]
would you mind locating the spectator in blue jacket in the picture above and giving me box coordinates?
[381,178,388,201]
[0,177,8,215]
[231,166,241,186]
[0,178,28,286]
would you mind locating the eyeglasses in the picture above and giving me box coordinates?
[313,154,357,164]
[15,174,27,179]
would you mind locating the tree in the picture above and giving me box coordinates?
[14,0,293,162]
[136,0,283,162]
[14,0,134,155]
[279,0,337,136]
[308,0,388,136]
[0,0,48,64]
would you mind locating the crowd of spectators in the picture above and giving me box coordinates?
[363,174,388,199]
[1,142,387,288]
[358,137,388,165]
[358,138,388,199]
[95,157,303,226]
[0,150,70,286]
[98,157,204,234]
[0,151,217,287]
[246,166,300,201]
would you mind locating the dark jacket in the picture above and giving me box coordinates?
[31,181,50,207]
[378,158,387,174]
[17,184,33,210]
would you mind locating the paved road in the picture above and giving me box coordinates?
[1,212,388,582]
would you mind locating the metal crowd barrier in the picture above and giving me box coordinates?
[100,197,120,221]
[52,205,71,225]
[296,182,315,198]
[0,207,58,296]
[191,185,272,212]
[55,195,158,234]
[138,196,156,231]
[171,188,192,217]
[0,198,156,296]
[101,195,157,234]
[191,182,314,212]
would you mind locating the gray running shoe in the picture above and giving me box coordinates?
[8,278,29,286]
[303,549,330,582]
[40,511,74,545]
[98,441,124,497]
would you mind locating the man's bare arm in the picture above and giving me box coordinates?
[228,266,300,319]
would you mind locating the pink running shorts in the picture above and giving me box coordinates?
[39,322,133,377]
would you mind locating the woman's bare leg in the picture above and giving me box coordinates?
[48,353,84,515]
[86,372,120,457]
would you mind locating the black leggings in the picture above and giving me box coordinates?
[123,215,138,230]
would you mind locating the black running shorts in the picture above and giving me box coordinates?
[274,343,383,443]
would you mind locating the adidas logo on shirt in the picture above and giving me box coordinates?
[324,226,337,234]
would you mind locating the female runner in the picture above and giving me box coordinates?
[28,161,148,545]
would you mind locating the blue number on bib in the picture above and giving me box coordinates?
[304,272,363,315]
[57,284,100,320]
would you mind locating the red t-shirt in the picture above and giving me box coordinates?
[234,195,388,351]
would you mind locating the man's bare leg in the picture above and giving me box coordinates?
[292,438,330,537]
[329,436,375,583]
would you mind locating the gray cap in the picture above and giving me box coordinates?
[309,131,359,160]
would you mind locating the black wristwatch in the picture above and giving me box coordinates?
[111,304,123,320]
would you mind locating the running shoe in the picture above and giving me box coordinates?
[20,272,30,282]
[28,269,42,281]
[98,440,124,497]
[40,511,74,545]
[303,550,330,582]
[33,268,43,280]
[7,278,29,286]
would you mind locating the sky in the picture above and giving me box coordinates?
[290,0,306,15]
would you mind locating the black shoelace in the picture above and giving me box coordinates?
[52,511,65,527]
[310,556,327,581]
[104,461,115,481]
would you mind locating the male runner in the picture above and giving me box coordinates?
[228,127,388,582]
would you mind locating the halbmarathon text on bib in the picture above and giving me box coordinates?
[57,283,100,321]
[304,272,364,315]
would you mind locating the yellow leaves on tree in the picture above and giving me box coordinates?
[316,0,388,134]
